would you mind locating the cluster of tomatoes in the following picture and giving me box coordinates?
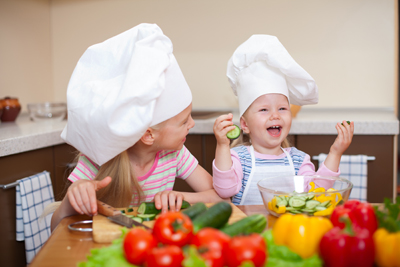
[123,211,267,267]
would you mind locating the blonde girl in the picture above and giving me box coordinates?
[50,24,223,230]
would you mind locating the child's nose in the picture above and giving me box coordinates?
[269,110,281,120]
[188,116,195,129]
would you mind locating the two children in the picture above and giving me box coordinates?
[52,26,354,230]
[51,23,224,230]
[212,35,354,205]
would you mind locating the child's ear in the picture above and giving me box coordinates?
[240,117,250,134]
[141,128,155,145]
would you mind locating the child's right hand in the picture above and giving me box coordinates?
[153,190,185,213]
[213,113,236,146]
[66,176,112,216]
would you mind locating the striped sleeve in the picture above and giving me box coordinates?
[175,145,198,180]
[67,154,100,183]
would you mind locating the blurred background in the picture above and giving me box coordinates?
[0,0,397,113]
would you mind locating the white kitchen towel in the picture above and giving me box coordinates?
[316,154,368,202]
[16,171,54,264]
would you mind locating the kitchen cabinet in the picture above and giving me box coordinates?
[0,143,76,267]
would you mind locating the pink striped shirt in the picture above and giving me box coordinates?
[68,146,198,206]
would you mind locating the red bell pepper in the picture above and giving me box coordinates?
[319,218,375,267]
[330,200,377,234]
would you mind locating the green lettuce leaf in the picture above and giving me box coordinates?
[78,228,137,267]
[261,230,323,267]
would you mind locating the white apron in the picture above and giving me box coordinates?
[239,146,296,205]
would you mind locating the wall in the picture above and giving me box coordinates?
[0,0,52,112]
[0,0,397,111]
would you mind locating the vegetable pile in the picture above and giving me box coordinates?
[79,197,400,267]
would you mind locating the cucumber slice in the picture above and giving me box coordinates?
[305,200,321,210]
[276,197,288,207]
[315,206,327,211]
[319,200,331,207]
[289,197,306,208]
[132,217,143,223]
[289,210,302,214]
[137,213,157,221]
[226,125,240,140]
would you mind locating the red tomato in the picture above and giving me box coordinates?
[191,228,231,267]
[152,211,193,247]
[123,228,157,265]
[225,234,267,267]
[146,245,184,267]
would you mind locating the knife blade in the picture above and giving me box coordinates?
[96,200,150,230]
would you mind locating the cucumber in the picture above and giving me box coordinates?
[132,216,143,223]
[137,200,191,215]
[181,202,208,220]
[226,125,241,140]
[192,202,232,233]
[137,213,157,221]
[220,214,267,236]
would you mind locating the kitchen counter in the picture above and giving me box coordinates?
[1,108,398,157]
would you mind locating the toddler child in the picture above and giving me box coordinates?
[212,35,354,205]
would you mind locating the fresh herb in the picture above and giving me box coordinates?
[374,197,400,233]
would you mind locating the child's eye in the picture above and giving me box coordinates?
[259,108,267,112]
[279,107,288,111]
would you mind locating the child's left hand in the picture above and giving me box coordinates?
[330,120,354,156]
[153,190,185,213]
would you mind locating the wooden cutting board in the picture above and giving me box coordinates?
[92,203,247,243]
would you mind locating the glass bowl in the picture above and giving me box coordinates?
[27,102,67,122]
[257,175,353,217]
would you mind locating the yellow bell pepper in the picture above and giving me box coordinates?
[272,213,333,258]
[374,228,400,267]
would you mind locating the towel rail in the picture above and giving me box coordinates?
[312,156,375,161]
[0,181,19,189]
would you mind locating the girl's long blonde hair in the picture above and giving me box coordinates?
[95,150,144,208]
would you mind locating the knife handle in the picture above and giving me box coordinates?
[96,200,121,217]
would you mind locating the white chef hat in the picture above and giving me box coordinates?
[61,23,192,165]
[227,35,318,117]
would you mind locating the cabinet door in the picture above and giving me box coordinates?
[0,147,54,267]
[296,135,394,203]
[53,144,77,201]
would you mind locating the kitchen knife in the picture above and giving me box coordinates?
[96,200,151,230]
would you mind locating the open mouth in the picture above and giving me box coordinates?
[267,125,282,137]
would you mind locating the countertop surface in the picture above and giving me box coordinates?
[1,108,398,157]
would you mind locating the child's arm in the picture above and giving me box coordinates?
[324,121,354,172]
[50,177,112,231]
[213,113,236,171]
[153,165,229,213]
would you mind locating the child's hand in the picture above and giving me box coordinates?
[66,176,112,216]
[330,120,354,156]
[213,113,236,146]
[153,190,184,213]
